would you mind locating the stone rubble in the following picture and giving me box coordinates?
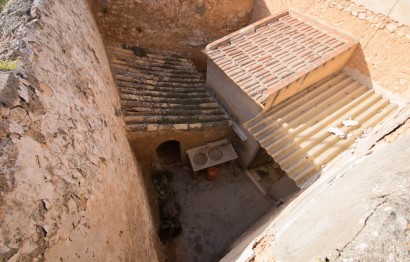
[326,0,410,40]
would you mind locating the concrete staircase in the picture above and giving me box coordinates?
[108,45,231,131]
[245,71,397,186]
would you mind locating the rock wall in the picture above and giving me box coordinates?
[0,0,161,261]
[90,0,255,70]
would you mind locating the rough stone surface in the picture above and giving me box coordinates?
[223,134,410,261]
[387,23,398,32]
[0,72,19,108]
[89,0,255,70]
[358,12,366,20]
[0,0,161,261]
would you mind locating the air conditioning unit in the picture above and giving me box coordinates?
[186,139,238,172]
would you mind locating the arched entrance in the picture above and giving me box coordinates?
[156,140,182,167]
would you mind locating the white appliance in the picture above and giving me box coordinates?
[186,139,238,172]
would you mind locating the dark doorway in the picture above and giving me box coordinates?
[156,140,182,167]
[249,147,273,169]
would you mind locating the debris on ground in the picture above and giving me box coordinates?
[343,118,359,127]
[328,126,346,138]
[152,169,183,243]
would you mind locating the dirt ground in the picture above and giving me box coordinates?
[165,164,272,262]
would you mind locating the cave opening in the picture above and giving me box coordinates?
[156,140,182,167]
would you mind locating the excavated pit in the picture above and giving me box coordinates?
[92,1,405,261]
[2,0,410,261]
[106,44,292,261]
[104,16,399,262]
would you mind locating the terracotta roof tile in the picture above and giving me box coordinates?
[204,9,358,106]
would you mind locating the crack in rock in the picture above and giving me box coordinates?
[336,199,388,257]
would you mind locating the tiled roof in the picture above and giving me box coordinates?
[244,71,397,187]
[108,46,231,132]
[203,9,358,105]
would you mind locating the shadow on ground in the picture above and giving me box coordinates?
[168,164,272,262]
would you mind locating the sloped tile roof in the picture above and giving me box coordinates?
[244,71,397,187]
[203,9,358,105]
[108,45,231,132]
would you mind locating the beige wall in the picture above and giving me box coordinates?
[90,0,254,70]
[206,60,263,168]
[0,0,161,260]
[128,127,234,170]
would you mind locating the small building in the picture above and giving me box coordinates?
[203,9,397,187]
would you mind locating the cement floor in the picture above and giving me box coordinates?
[168,164,272,262]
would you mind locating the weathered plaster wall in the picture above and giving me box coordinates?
[90,0,255,70]
[0,0,161,261]
[128,127,234,169]
[206,60,262,168]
